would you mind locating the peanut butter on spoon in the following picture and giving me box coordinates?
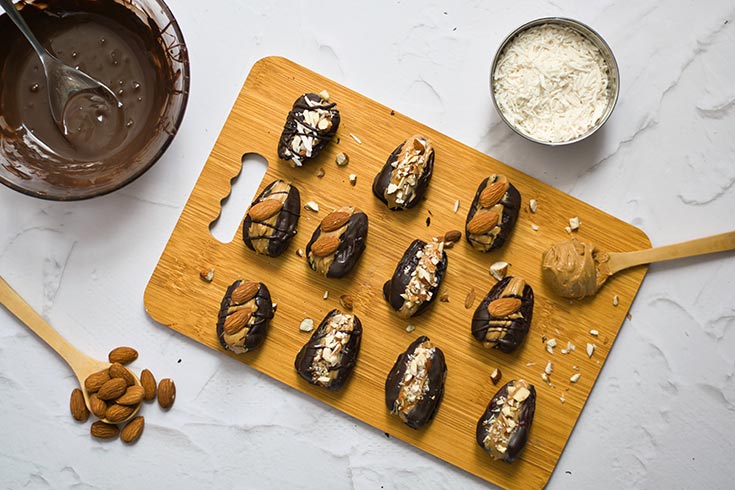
[542,232,735,299]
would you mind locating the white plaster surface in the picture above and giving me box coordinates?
[1,1,734,488]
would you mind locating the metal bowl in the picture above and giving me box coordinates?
[490,17,620,146]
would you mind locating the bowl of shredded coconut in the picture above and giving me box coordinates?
[490,18,619,145]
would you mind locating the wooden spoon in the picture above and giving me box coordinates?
[542,231,735,299]
[0,276,141,424]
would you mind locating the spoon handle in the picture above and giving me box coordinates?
[0,0,48,59]
[0,276,92,373]
[608,231,735,274]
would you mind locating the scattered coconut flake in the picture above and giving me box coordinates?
[304,201,319,212]
[590,329,599,336]
[529,199,538,213]
[570,373,581,383]
[586,343,596,358]
[453,199,460,213]
[405,324,416,333]
[544,361,553,375]
[489,261,509,281]
[350,133,362,144]
[613,295,619,307]
[569,216,580,231]
[526,362,536,367]
[299,318,315,332]
[531,223,540,231]
[323,290,329,300]
[349,174,357,186]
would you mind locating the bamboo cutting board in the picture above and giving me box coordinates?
[144,56,650,489]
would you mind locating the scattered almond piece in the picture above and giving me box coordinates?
[316,167,325,178]
[544,361,553,375]
[560,392,566,404]
[464,288,476,309]
[335,152,349,166]
[304,201,319,212]
[489,261,509,281]
[541,372,551,385]
[565,226,572,234]
[349,174,357,186]
[405,324,416,333]
[199,266,215,283]
[339,294,354,310]
[296,248,304,258]
[529,199,538,213]
[350,133,362,144]
[531,223,540,231]
[613,295,620,307]
[323,290,329,300]
[569,216,580,231]
[319,89,330,101]
[570,373,581,383]
[590,329,599,336]
[443,230,462,245]
[439,294,450,303]
[300,318,314,332]
[586,343,596,358]
[490,368,502,385]
[526,362,536,367]
[453,199,460,213]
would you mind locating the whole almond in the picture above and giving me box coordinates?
[487,297,522,317]
[311,235,340,257]
[479,181,509,208]
[97,378,128,401]
[223,309,252,335]
[158,378,176,409]
[467,211,499,236]
[231,281,260,304]
[90,421,119,439]
[248,199,282,222]
[109,363,136,386]
[121,416,145,444]
[140,369,156,401]
[116,385,145,406]
[339,294,354,310]
[84,370,111,393]
[70,388,89,422]
[89,394,108,418]
[443,229,462,244]
[320,211,351,232]
[108,346,138,365]
[105,403,135,423]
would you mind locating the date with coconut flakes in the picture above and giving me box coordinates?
[465,174,521,252]
[242,179,301,257]
[383,238,448,318]
[305,206,368,278]
[385,336,447,429]
[216,279,275,354]
[278,92,340,167]
[476,379,536,463]
[294,309,362,390]
[372,135,434,210]
[471,276,534,353]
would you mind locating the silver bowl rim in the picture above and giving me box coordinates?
[489,16,621,146]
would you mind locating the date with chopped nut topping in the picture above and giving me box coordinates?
[472,276,534,353]
[278,92,340,167]
[372,135,434,210]
[476,379,536,463]
[294,309,362,390]
[385,336,447,429]
[383,238,448,318]
[216,279,275,354]
[242,179,301,257]
[305,206,368,278]
[465,174,521,252]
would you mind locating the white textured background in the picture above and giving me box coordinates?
[1,1,734,489]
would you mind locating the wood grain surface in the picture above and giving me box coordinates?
[144,56,650,489]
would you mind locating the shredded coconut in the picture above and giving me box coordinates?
[493,24,611,143]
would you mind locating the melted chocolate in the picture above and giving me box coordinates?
[0,0,174,195]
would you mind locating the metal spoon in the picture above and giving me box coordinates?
[0,0,122,132]
[0,276,141,424]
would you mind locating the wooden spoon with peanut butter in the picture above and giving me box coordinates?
[542,231,735,299]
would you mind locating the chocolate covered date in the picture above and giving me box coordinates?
[372,134,434,210]
[476,379,536,463]
[383,238,447,318]
[216,279,275,354]
[471,276,534,353]
[465,174,521,252]
[305,207,368,278]
[243,179,300,257]
[385,336,447,429]
[278,92,340,167]
[294,309,362,390]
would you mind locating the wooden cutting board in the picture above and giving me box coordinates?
[144,56,649,489]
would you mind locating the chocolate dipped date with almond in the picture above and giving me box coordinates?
[383,237,448,318]
[294,309,363,390]
[465,174,521,252]
[385,336,447,429]
[305,207,368,278]
[476,379,536,463]
[216,280,275,354]
[471,276,534,353]
[278,91,340,167]
[372,134,434,210]
[243,179,300,257]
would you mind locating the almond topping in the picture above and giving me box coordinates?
[311,235,340,257]
[467,211,499,235]
[224,309,252,335]
[487,297,522,317]
[321,211,351,232]
[231,281,259,304]
[247,199,282,222]
[479,181,509,208]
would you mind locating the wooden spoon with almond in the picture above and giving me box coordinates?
[0,276,142,424]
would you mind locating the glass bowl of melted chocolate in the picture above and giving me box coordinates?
[0,0,189,200]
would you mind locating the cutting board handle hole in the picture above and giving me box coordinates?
[209,152,268,244]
